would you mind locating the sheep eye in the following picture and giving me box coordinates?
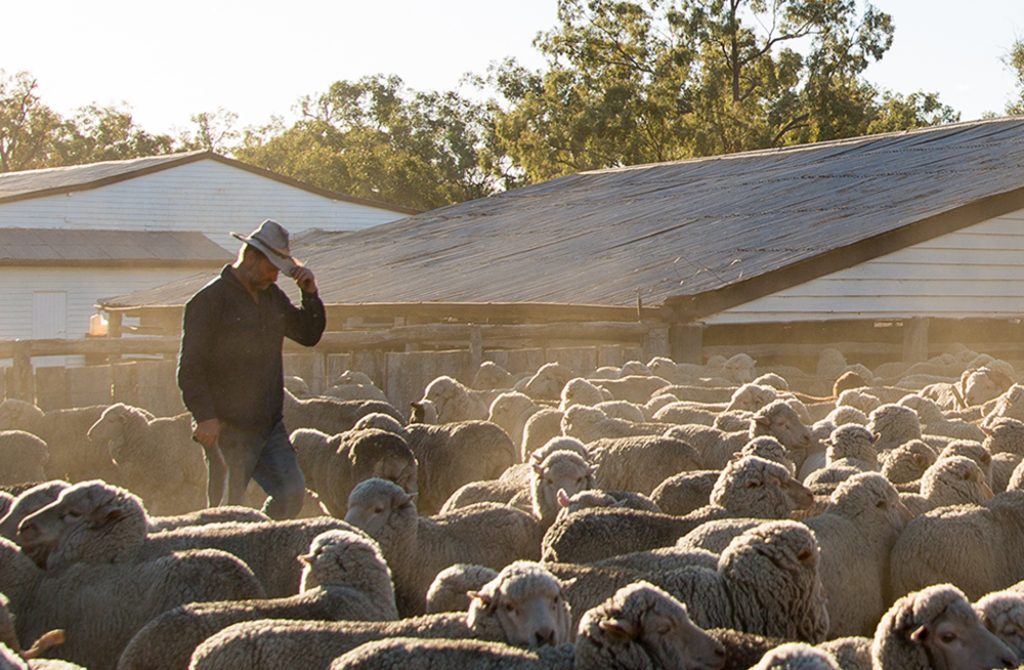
[748,481,762,488]
[939,631,957,644]
[876,500,887,508]
[505,604,516,613]
[373,506,384,514]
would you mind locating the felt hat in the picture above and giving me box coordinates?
[231,219,299,273]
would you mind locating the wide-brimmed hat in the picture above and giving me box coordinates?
[230,219,300,273]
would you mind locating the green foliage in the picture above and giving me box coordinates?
[0,70,62,171]
[234,75,500,211]
[1005,38,1024,115]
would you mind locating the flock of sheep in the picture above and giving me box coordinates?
[2,346,1024,668]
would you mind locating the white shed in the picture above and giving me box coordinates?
[0,151,415,342]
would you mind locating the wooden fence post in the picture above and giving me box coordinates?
[11,341,34,403]
[670,323,704,364]
[902,318,930,364]
[469,326,483,372]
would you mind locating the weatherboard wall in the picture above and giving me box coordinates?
[704,207,1024,324]
[0,158,407,250]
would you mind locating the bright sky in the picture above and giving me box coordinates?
[2,0,1022,138]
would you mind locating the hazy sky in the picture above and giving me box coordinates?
[2,0,1022,138]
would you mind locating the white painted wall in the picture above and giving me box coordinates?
[705,208,1024,324]
[0,158,409,250]
[0,266,208,340]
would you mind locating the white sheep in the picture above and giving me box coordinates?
[188,561,574,670]
[488,391,541,452]
[343,477,543,616]
[0,432,48,486]
[871,584,1017,669]
[751,643,840,670]
[471,361,518,391]
[425,564,500,614]
[541,456,812,564]
[0,400,113,483]
[587,435,703,495]
[879,440,937,485]
[282,389,404,435]
[558,378,608,412]
[516,362,577,402]
[521,408,565,461]
[899,455,993,517]
[975,589,1024,662]
[0,537,262,670]
[889,490,1024,601]
[116,529,398,670]
[650,470,720,516]
[86,404,206,514]
[15,480,355,597]
[867,404,922,452]
[420,375,493,423]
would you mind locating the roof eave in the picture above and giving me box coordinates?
[665,183,1024,321]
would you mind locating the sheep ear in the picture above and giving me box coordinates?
[532,463,545,476]
[467,589,495,614]
[21,629,65,660]
[754,414,772,427]
[598,617,638,640]
[556,489,570,507]
[870,433,880,444]
[296,553,313,565]
[88,502,125,529]
[910,625,930,642]
[980,424,994,437]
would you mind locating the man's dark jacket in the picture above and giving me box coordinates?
[177,265,326,432]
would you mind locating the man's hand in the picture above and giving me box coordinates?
[290,266,318,295]
[193,418,221,450]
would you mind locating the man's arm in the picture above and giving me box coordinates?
[282,266,326,346]
[177,292,219,430]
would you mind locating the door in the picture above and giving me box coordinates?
[33,291,68,338]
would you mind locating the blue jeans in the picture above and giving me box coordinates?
[206,420,306,519]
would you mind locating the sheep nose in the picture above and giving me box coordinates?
[534,627,555,646]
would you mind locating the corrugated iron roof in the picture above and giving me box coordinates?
[101,117,1024,313]
[0,151,419,214]
[0,228,231,265]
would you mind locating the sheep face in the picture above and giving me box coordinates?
[983,418,1024,457]
[880,440,937,485]
[825,424,878,466]
[344,478,414,538]
[964,368,1011,407]
[712,456,813,517]
[297,529,391,592]
[976,592,1024,660]
[922,456,993,506]
[16,480,144,568]
[887,588,1019,670]
[750,402,812,453]
[559,378,605,411]
[0,481,68,542]
[827,473,912,533]
[466,562,573,648]
[531,451,594,525]
[585,582,726,670]
[86,404,131,457]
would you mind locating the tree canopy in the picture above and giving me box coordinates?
[0,1,994,209]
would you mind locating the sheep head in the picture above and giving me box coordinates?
[579,581,726,670]
[466,561,572,649]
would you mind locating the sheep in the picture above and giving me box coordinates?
[282,389,404,435]
[561,405,669,444]
[86,404,205,515]
[351,411,409,439]
[0,400,113,483]
[823,405,869,428]
[650,470,719,516]
[982,384,1024,429]
[814,637,872,670]
[669,521,828,642]
[938,440,992,483]
[116,529,398,670]
[721,353,757,384]
[680,472,911,638]
[0,481,70,564]
[751,643,840,670]
[593,375,671,404]
[15,480,355,597]
[558,378,608,411]
[725,383,780,413]
[344,478,543,616]
[749,401,813,459]
[740,435,796,474]
[409,399,438,424]
[803,425,879,487]
[975,590,1024,661]
[404,420,516,515]
[326,638,574,670]
[836,389,882,415]
[146,506,270,532]
[898,394,986,442]
[290,426,417,517]
[523,449,594,528]
[889,490,1024,601]
[879,440,937,485]
[426,564,500,614]
[0,537,262,670]
[521,408,564,461]
[900,455,993,517]
[516,362,577,402]
[471,361,517,391]
[420,375,495,423]
[0,592,68,668]
[587,435,702,495]
[541,456,812,563]
[867,404,922,452]
[871,583,1017,670]
[984,416,1024,457]
[962,365,1016,407]
[554,488,660,516]
[593,400,646,423]
[0,432,48,486]
[188,560,574,670]
[663,425,749,471]
[489,391,541,451]
[652,401,720,426]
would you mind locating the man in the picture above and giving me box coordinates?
[177,219,325,519]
